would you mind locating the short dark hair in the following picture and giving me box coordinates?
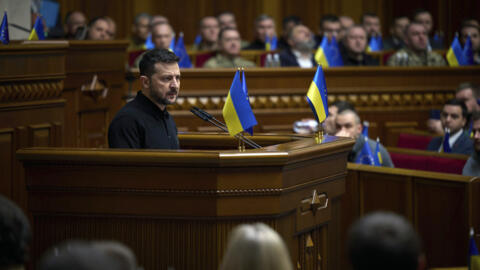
[392,15,409,26]
[139,49,179,78]
[282,15,302,29]
[332,100,356,114]
[88,16,108,28]
[457,82,480,99]
[348,211,421,270]
[361,12,379,24]
[320,14,340,28]
[255,14,274,27]
[412,8,431,21]
[0,195,32,267]
[218,27,239,41]
[472,111,480,122]
[444,98,468,119]
[38,241,125,270]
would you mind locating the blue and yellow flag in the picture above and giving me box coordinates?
[222,70,257,136]
[367,35,383,52]
[469,228,480,270]
[374,137,383,166]
[356,136,376,166]
[447,36,465,66]
[265,35,278,51]
[464,36,474,66]
[442,129,452,153]
[144,33,154,49]
[174,33,192,68]
[0,11,9,45]
[28,16,45,40]
[169,33,176,51]
[315,36,343,67]
[306,65,328,123]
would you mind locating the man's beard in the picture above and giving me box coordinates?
[150,86,178,107]
[295,39,315,53]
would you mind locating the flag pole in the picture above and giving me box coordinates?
[315,123,324,144]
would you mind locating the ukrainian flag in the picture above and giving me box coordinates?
[464,36,474,65]
[315,36,343,67]
[447,36,465,66]
[28,16,45,40]
[469,228,480,270]
[222,70,257,136]
[374,137,383,166]
[306,65,328,123]
[265,35,277,51]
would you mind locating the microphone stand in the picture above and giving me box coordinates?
[190,107,261,149]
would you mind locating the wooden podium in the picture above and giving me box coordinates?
[17,133,354,270]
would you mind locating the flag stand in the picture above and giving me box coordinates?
[238,132,246,152]
[315,125,324,144]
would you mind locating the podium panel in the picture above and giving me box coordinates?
[17,133,354,270]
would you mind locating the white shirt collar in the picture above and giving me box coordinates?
[292,49,313,68]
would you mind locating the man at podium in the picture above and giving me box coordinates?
[108,49,180,149]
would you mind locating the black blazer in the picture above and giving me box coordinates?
[279,48,316,67]
[426,131,473,155]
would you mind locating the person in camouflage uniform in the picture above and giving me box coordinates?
[203,28,256,68]
[387,22,446,67]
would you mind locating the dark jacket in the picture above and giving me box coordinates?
[279,48,316,67]
[427,130,473,155]
[244,39,265,50]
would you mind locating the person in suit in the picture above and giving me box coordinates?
[463,111,480,176]
[279,24,316,68]
[244,14,277,50]
[341,25,379,66]
[412,8,444,49]
[383,15,410,50]
[427,99,473,154]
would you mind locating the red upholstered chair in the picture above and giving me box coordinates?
[195,51,216,67]
[426,156,467,174]
[389,152,429,171]
[397,133,434,150]
[128,50,146,67]
[382,51,395,65]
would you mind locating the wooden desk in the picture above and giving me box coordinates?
[0,43,67,207]
[344,164,480,269]
[125,67,480,140]
[17,133,354,270]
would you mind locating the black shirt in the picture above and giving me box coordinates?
[341,48,379,66]
[108,91,179,149]
[244,39,266,50]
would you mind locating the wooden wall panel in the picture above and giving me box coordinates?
[0,129,14,197]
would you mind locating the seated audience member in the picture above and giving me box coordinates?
[128,13,151,51]
[204,28,255,68]
[133,22,175,67]
[387,23,447,66]
[0,195,32,270]
[335,109,394,167]
[341,25,379,66]
[63,11,87,39]
[361,12,382,40]
[220,223,293,270]
[456,82,480,113]
[217,11,237,29]
[427,99,473,154]
[105,17,116,40]
[348,212,424,270]
[279,24,316,68]
[324,100,356,135]
[339,15,355,40]
[278,15,302,50]
[460,23,480,65]
[412,8,444,49]
[86,17,109,41]
[38,241,136,270]
[193,16,220,51]
[426,109,443,134]
[151,15,169,25]
[384,15,410,50]
[315,14,341,46]
[463,111,480,176]
[244,14,277,50]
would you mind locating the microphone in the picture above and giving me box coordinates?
[190,107,261,149]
